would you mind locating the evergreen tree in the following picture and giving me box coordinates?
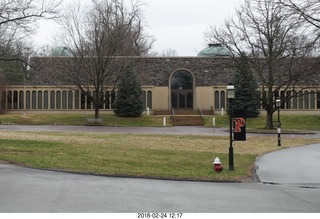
[233,53,260,117]
[114,65,144,117]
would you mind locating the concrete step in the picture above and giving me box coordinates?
[171,116,204,126]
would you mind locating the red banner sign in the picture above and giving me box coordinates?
[233,110,246,141]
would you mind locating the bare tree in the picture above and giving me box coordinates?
[58,0,153,119]
[205,0,319,129]
[161,49,178,57]
[279,0,320,29]
[0,0,61,72]
[0,0,60,51]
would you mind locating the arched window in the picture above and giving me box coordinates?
[310,91,315,109]
[26,91,31,110]
[13,91,18,109]
[62,91,67,109]
[32,91,37,109]
[214,91,220,109]
[81,92,86,109]
[292,91,297,109]
[298,91,303,109]
[304,91,309,109]
[87,92,92,109]
[75,91,80,109]
[50,91,55,109]
[19,91,24,109]
[220,91,226,110]
[44,91,49,109]
[56,91,61,109]
[286,91,291,109]
[38,91,43,110]
[68,91,73,109]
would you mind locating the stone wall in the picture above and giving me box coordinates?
[28,56,320,87]
[29,56,236,86]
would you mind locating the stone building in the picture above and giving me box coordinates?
[1,44,319,114]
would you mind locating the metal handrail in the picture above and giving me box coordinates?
[197,102,204,119]
[171,108,175,125]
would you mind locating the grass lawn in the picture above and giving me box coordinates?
[1,113,320,131]
[0,130,319,181]
[204,114,320,131]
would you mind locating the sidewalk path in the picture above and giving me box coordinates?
[1,125,320,138]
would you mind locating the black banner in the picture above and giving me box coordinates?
[233,110,246,141]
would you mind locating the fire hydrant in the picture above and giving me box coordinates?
[213,157,223,173]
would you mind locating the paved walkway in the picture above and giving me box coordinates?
[1,125,320,138]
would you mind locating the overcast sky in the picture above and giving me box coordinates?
[35,0,241,56]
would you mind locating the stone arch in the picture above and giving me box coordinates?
[170,69,194,109]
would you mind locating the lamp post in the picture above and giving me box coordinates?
[276,98,281,146]
[227,85,235,171]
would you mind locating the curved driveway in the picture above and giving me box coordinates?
[255,143,320,187]
[1,163,320,213]
[0,125,320,212]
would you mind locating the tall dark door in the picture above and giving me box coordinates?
[171,71,193,109]
[171,89,193,108]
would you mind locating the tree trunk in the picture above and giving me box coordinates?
[94,107,100,119]
[265,110,274,130]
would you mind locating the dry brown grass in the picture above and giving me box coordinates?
[1,130,319,181]
[1,131,318,156]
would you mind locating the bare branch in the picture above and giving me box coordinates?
[56,0,153,118]
[205,0,319,129]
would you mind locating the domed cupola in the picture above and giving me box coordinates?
[50,47,73,57]
[197,43,231,57]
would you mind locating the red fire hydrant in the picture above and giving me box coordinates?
[213,157,223,173]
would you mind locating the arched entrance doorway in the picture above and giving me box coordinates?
[171,70,193,109]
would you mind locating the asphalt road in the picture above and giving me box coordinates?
[0,163,320,213]
[255,143,320,187]
[0,125,320,213]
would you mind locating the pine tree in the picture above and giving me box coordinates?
[113,65,144,117]
[233,53,260,117]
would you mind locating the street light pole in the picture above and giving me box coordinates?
[227,85,235,171]
[276,98,281,146]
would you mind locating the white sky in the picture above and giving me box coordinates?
[34,0,241,56]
